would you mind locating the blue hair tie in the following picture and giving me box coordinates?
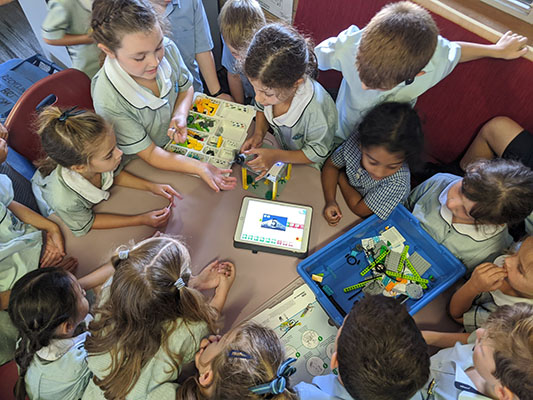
[248,357,297,396]
[58,106,84,122]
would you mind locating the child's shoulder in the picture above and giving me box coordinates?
[421,173,460,189]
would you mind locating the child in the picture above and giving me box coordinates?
[7,265,112,400]
[90,0,236,192]
[176,321,298,400]
[294,296,430,400]
[83,235,236,399]
[31,106,179,237]
[449,236,533,332]
[159,0,231,98]
[241,23,337,178]
[407,159,533,272]
[315,1,528,141]
[219,0,266,104]
[418,303,533,399]
[322,102,423,225]
[42,0,101,78]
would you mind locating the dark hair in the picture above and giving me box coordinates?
[462,159,533,225]
[91,0,165,53]
[86,235,219,399]
[8,268,79,400]
[244,23,318,91]
[358,102,424,170]
[337,296,430,400]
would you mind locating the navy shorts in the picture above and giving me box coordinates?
[502,130,533,169]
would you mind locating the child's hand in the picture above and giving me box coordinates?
[191,260,233,290]
[217,93,234,102]
[240,134,263,153]
[199,163,237,192]
[468,262,507,293]
[0,138,8,164]
[40,228,66,267]
[141,206,171,228]
[55,256,78,272]
[149,183,182,205]
[494,31,528,59]
[0,123,8,140]
[245,148,278,181]
[167,114,188,143]
[216,261,236,294]
[323,202,343,226]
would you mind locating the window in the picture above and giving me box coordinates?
[481,0,533,23]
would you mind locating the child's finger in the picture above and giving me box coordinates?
[168,186,183,200]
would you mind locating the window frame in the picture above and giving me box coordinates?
[481,0,533,23]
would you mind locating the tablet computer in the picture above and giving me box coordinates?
[234,197,313,258]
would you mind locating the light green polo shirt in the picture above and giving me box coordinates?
[42,0,101,78]
[91,38,193,164]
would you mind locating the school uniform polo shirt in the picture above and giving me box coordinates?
[32,166,114,237]
[221,38,255,100]
[255,78,337,168]
[295,374,355,400]
[92,38,193,160]
[407,173,513,272]
[330,131,411,220]
[42,0,101,78]
[165,0,214,92]
[315,25,461,140]
[414,343,491,400]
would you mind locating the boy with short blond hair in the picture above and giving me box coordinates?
[316,1,528,141]
[218,0,266,104]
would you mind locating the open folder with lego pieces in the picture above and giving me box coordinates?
[164,94,255,168]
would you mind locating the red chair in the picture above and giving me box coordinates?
[4,68,93,163]
[0,360,18,400]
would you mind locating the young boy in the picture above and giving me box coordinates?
[315,1,529,141]
[294,296,430,400]
[418,303,533,399]
[218,0,266,104]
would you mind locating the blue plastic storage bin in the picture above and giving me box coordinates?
[297,205,466,326]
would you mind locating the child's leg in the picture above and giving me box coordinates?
[338,171,363,214]
[460,116,524,169]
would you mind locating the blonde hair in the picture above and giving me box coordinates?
[484,303,533,399]
[218,0,266,54]
[177,321,298,400]
[36,106,109,176]
[86,235,219,399]
[356,1,438,89]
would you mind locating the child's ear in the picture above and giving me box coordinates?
[494,384,515,400]
[70,164,88,174]
[416,71,426,77]
[55,320,75,337]
[330,351,338,370]
[293,77,305,88]
[97,43,116,59]
[198,368,214,388]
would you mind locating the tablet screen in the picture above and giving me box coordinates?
[238,198,310,251]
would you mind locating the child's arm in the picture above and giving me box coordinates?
[228,72,245,104]
[246,149,310,181]
[92,208,171,230]
[321,157,343,226]
[78,262,115,296]
[43,34,93,46]
[457,31,528,63]
[167,86,195,143]
[0,290,10,311]
[114,170,181,204]
[196,51,233,101]
[208,262,235,312]
[422,331,470,348]
[449,262,507,323]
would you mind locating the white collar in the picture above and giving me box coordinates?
[78,0,93,12]
[264,78,314,127]
[165,0,180,16]
[61,167,114,204]
[103,45,173,110]
[438,181,505,241]
[455,365,491,399]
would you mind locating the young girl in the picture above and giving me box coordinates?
[322,102,424,225]
[177,321,298,400]
[90,0,236,192]
[31,106,179,237]
[83,235,235,399]
[42,0,101,78]
[8,265,113,400]
[241,23,338,178]
[407,159,533,272]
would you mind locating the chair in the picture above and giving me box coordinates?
[0,360,18,400]
[4,68,93,162]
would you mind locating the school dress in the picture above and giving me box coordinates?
[413,343,491,400]
[221,38,255,101]
[92,38,193,163]
[82,278,209,400]
[462,255,533,332]
[407,174,513,273]
[255,78,337,169]
[31,166,115,237]
[294,374,354,400]
[165,0,214,92]
[25,331,92,400]
[41,0,101,78]
[330,131,411,220]
[315,25,461,141]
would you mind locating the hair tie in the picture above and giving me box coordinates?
[174,277,186,290]
[118,249,129,260]
[248,357,297,395]
[228,349,253,360]
[58,106,84,122]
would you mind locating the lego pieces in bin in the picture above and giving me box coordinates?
[385,251,401,271]
[407,252,431,275]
